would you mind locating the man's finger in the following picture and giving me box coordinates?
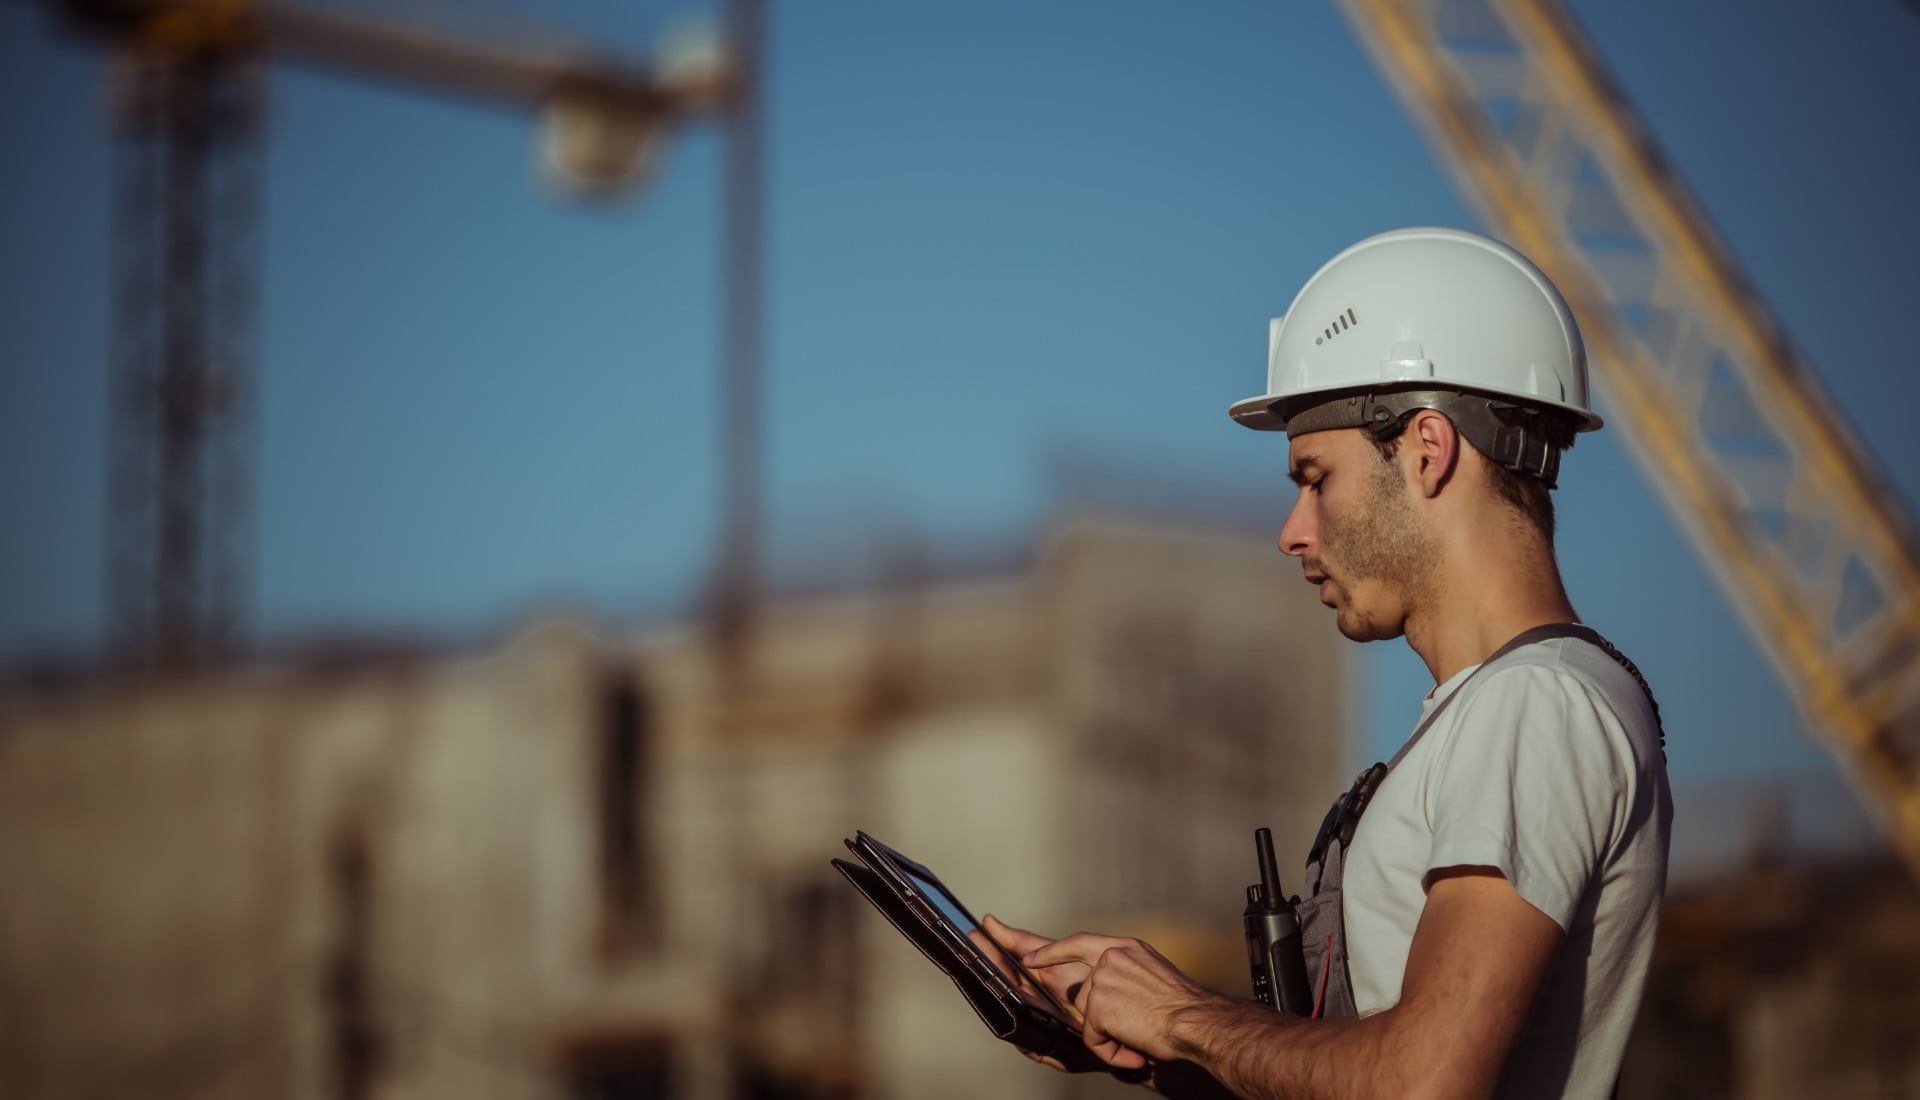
[1078,1011,1149,1071]
[967,927,1019,982]
[981,913,1051,956]
[1071,967,1152,1072]
[1021,1050,1067,1072]
[1024,932,1133,970]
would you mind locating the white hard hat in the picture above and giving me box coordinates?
[1229,228,1602,470]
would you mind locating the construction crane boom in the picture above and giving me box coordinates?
[50,0,734,674]
[257,5,725,122]
[1338,0,1920,872]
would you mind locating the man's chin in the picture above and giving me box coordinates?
[1334,607,1404,644]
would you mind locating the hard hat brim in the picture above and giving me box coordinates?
[1228,384,1605,436]
[1228,393,1288,432]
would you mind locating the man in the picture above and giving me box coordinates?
[988,227,1672,1099]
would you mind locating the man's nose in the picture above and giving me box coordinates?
[1278,494,1313,558]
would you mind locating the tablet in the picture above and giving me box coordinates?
[833,831,1079,1050]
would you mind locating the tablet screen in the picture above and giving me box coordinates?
[896,862,1072,1022]
[903,865,981,937]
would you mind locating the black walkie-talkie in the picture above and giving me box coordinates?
[1243,827,1313,1015]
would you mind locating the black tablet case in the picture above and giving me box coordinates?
[832,832,1081,1061]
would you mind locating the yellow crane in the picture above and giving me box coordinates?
[1339,0,1920,873]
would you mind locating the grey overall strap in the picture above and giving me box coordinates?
[1385,621,1605,771]
[1294,622,1638,1020]
[1306,622,1610,879]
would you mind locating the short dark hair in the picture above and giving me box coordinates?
[1368,410,1577,540]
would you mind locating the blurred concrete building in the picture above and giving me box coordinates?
[0,519,1350,1100]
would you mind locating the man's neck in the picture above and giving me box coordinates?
[1404,523,1576,686]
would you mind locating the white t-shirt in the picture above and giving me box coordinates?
[1342,635,1672,1099]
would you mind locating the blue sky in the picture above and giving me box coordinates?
[4,0,1919,791]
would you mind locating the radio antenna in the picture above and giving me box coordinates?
[1255,827,1281,904]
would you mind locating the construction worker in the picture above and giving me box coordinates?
[987,227,1673,1099]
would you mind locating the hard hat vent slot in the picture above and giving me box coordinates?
[1315,308,1359,346]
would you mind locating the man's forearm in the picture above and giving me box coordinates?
[1033,877,1556,1099]
[1162,996,1429,1100]
[1144,1057,1241,1099]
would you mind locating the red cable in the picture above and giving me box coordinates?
[1311,936,1334,1019]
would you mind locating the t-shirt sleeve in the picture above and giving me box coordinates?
[1421,664,1629,931]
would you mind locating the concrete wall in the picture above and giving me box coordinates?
[0,520,1349,1100]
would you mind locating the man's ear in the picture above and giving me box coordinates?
[1404,410,1458,498]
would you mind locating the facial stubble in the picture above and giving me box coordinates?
[1319,453,1440,642]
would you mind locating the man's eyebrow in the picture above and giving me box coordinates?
[1287,454,1321,487]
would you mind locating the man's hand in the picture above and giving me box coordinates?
[978,914,1088,1018]
[976,915,1156,1074]
[1022,933,1219,1071]
[998,869,1564,1099]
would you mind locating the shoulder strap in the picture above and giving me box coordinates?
[1382,622,1602,772]
[1306,623,1661,872]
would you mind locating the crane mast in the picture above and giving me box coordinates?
[53,0,736,675]
[104,33,263,674]
[1338,0,1920,873]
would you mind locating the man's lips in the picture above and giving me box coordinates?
[1303,565,1333,603]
